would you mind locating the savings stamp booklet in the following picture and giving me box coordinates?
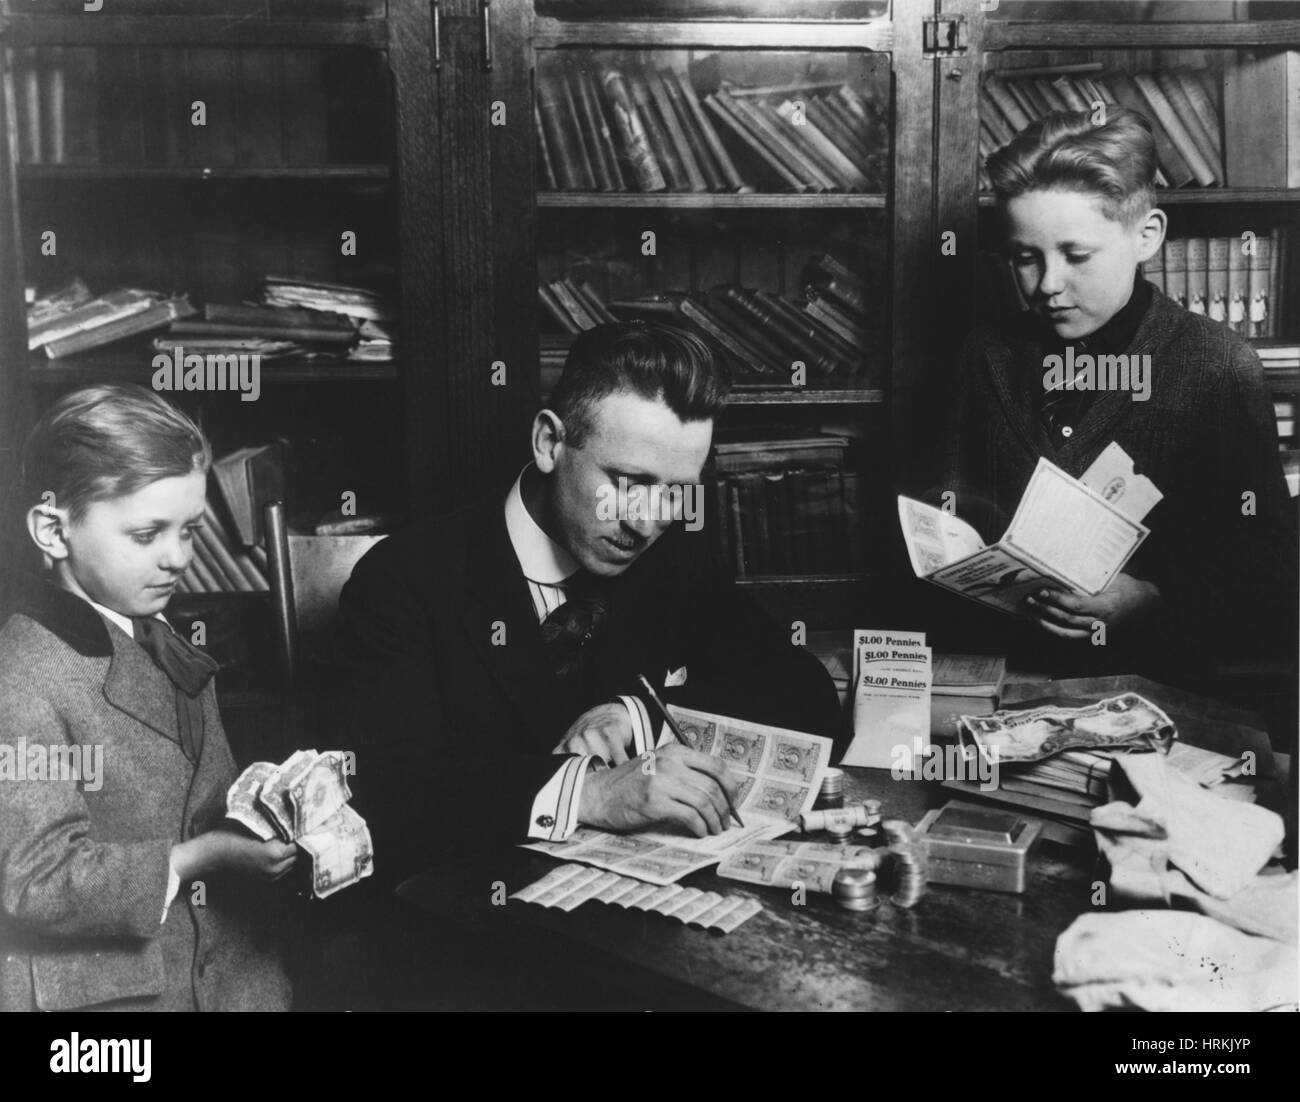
[898,444,1161,618]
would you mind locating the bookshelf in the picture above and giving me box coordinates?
[0,5,410,541]
[3,0,1295,643]
[0,1,434,727]
[509,0,941,626]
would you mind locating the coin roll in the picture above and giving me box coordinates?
[801,804,871,833]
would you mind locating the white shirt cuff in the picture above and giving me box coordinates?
[617,694,654,757]
[527,754,597,841]
[161,859,181,924]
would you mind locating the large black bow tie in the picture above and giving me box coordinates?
[132,616,218,698]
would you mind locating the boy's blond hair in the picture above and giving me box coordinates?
[987,107,1157,226]
[22,384,212,522]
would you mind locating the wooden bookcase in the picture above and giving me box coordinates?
[462,0,944,629]
[0,2,421,741]
[2,0,1296,648]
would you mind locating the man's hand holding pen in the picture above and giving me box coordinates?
[576,745,740,837]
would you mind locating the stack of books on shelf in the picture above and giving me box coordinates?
[259,275,395,323]
[711,431,862,578]
[539,253,874,386]
[26,276,397,363]
[1259,344,1300,380]
[27,280,195,360]
[535,54,885,193]
[154,301,362,361]
[1142,231,1287,336]
[982,53,1298,190]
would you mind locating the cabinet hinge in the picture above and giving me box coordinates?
[923,15,968,59]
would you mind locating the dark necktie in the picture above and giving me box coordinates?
[539,572,611,681]
[1040,334,1093,440]
[133,616,218,762]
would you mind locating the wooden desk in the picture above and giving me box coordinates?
[396,767,1094,1011]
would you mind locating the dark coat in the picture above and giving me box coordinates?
[934,285,1297,673]
[0,582,291,1012]
[336,499,843,884]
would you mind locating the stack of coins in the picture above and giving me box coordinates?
[855,799,884,841]
[816,767,845,809]
[832,867,878,911]
[882,820,927,908]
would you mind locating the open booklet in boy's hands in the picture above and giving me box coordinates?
[226,750,374,899]
[899,443,1163,617]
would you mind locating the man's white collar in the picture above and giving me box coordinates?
[504,465,579,585]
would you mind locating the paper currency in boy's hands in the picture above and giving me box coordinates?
[226,751,373,898]
[257,749,317,841]
[960,693,1176,764]
[288,750,352,837]
[225,761,279,840]
[296,805,374,899]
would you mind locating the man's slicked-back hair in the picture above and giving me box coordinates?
[987,107,1158,226]
[549,321,731,447]
[22,383,212,521]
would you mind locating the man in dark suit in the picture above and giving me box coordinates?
[337,323,842,886]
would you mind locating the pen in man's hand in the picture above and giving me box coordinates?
[635,673,745,830]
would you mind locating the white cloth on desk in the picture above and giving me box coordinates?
[1053,910,1298,1013]
[1054,751,1296,1012]
[1090,751,1284,901]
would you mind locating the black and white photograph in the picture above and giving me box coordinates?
[0,0,1297,1050]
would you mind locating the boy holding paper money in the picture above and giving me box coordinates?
[0,385,295,1011]
[934,108,1296,675]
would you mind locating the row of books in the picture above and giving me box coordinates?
[713,434,862,577]
[539,253,874,383]
[26,277,395,361]
[7,45,380,167]
[981,54,1299,190]
[536,57,885,193]
[180,498,271,595]
[1142,230,1287,338]
[1261,344,1300,385]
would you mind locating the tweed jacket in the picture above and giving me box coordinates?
[937,284,1298,667]
[0,581,291,1012]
